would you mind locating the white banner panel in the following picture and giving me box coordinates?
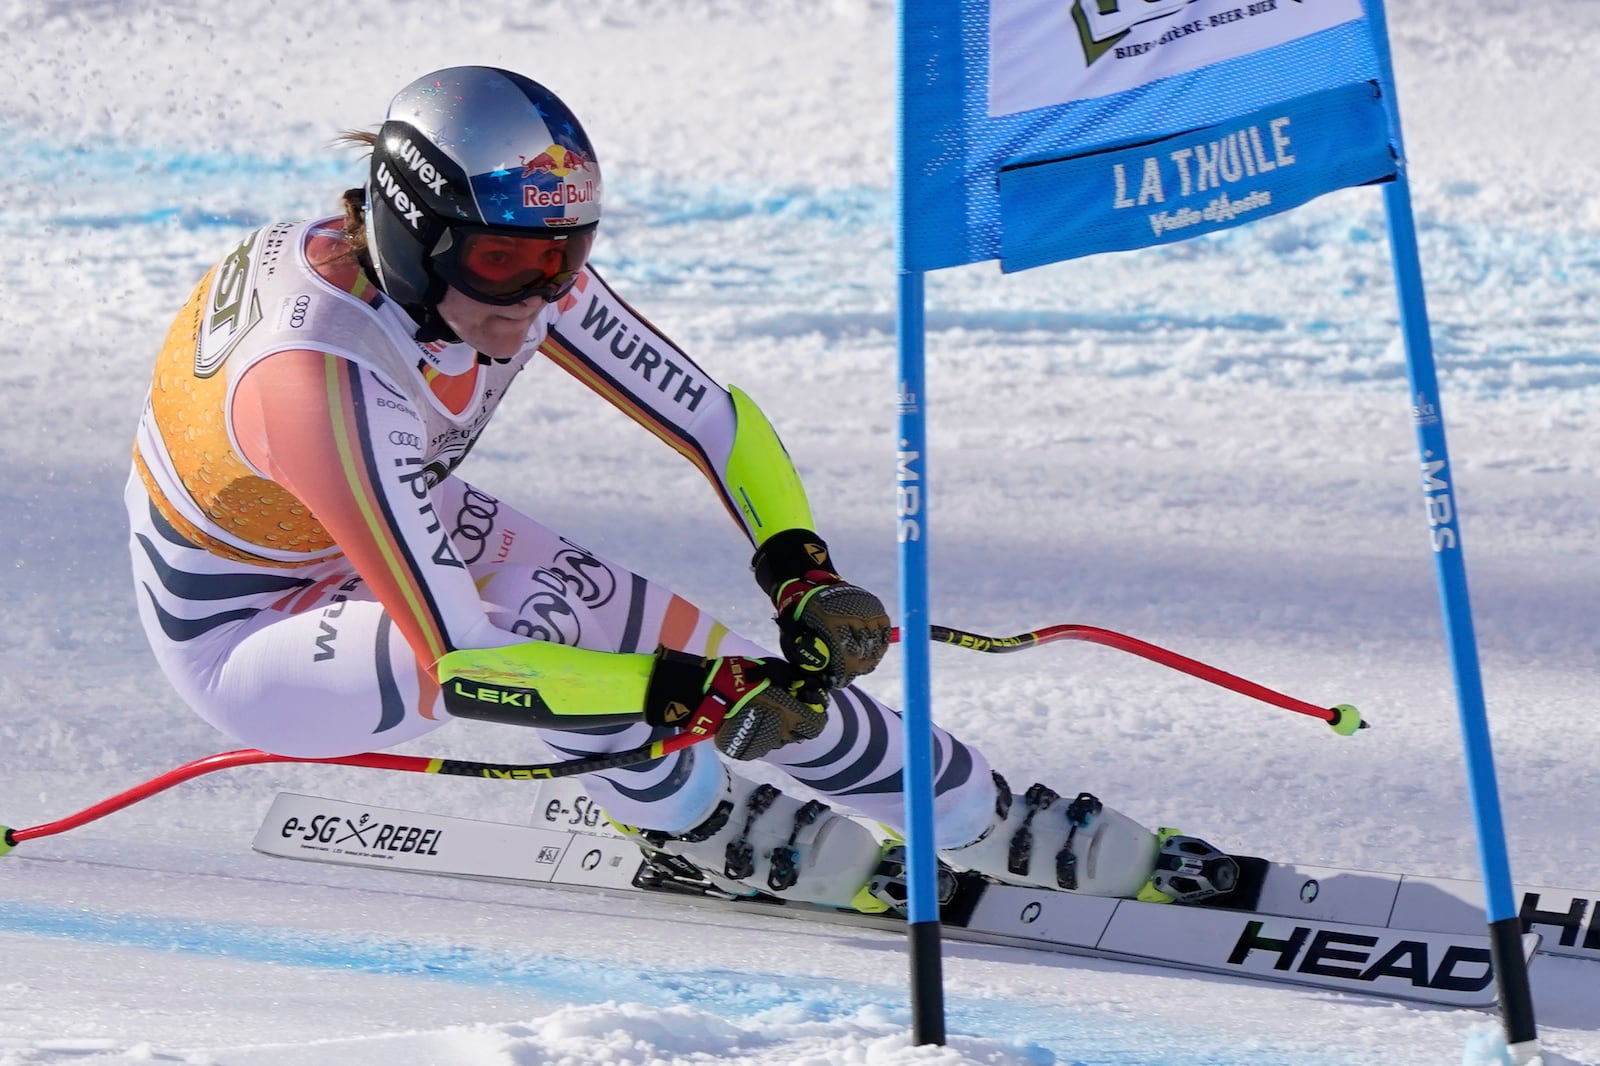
[989,0,1365,116]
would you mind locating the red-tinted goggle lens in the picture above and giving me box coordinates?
[434,228,594,305]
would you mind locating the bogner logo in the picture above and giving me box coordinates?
[195,228,265,378]
[1227,920,1495,993]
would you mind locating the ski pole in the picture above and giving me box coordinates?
[0,729,709,855]
[894,622,1365,735]
[4,625,1353,852]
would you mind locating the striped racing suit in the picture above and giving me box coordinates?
[127,216,999,843]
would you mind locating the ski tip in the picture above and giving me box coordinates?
[0,826,15,856]
[1327,704,1365,736]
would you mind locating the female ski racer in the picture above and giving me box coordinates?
[128,66,1235,911]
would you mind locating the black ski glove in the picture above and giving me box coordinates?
[643,647,830,761]
[751,529,891,689]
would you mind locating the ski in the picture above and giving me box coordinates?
[252,788,1553,1009]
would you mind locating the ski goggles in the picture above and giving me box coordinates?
[431,227,595,306]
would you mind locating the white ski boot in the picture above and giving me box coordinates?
[619,768,896,913]
[939,773,1238,903]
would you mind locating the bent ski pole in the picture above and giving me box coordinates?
[1,729,708,854]
[893,622,1364,735]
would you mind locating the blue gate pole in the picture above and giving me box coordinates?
[895,269,946,1044]
[895,0,945,1043]
[1365,0,1538,1053]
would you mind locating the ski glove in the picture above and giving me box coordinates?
[644,647,830,761]
[751,528,892,689]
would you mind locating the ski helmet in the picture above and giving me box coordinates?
[364,66,602,333]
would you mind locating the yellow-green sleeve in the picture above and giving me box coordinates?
[722,384,815,547]
[436,642,654,729]
[537,267,815,549]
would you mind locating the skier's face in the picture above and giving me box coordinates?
[437,285,546,358]
[432,230,590,306]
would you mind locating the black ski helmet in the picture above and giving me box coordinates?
[364,66,603,335]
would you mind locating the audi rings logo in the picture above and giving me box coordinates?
[450,488,500,564]
[288,294,311,328]
[388,430,422,450]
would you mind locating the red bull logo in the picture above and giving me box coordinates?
[519,144,598,221]
[519,145,592,180]
[523,181,596,209]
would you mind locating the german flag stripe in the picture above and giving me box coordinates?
[703,620,731,658]
[538,333,745,531]
[415,657,441,721]
[321,358,451,664]
[659,594,701,652]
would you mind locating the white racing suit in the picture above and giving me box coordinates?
[128,217,1188,907]
[128,217,1000,843]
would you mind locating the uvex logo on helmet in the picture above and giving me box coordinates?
[373,161,425,229]
[395,138,449,194]
[374,135,455,232]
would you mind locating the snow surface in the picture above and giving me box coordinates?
[4,0,1600,1062]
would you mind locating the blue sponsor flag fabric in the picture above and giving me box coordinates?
[900,0,1394,272]
[895,0,1539,1051]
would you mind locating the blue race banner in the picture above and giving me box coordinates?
[896,0,1540,1051]
[998,81,1396,271]
[900,0,1389,272]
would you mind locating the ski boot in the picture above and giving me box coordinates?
[939,773,1239,903]
[617,768,903,913]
